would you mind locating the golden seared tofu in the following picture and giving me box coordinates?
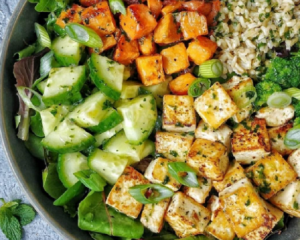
[270,180,300,217]
[213,161,246,192]
[140,198,170,233]
[156,131,194,162]
[256,105,294,127]
[194,82,239,129]
[195,120,232,151]
[268,123,294,156]
[206,196,235,240]
[182,176,212,204]
[219,178,270,238]
[106,166,149,218]
[232,105,253,123]
[144,158,181,191]
[160,43,189,74]
[136,54,165,86]
[246,151,297,199]
[231,118,271,165]
[187,138,229,181]
[165,192,211,238]
[288,148,300,177]
[162,95,196,132]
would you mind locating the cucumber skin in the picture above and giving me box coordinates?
[53,24,66,37]
[88,111,123,134]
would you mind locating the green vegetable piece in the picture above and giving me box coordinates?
[17,87,46,112]
[0,208,22,240]
[284,124,300,149]
[33,0,57,12]
[254,81,282,107]
[273,215,284,231]
[90,232,114,240]
[168,162,199,188]
[188,78,211,97]
[54,181,85,206]
[74,169,107,192]
[267,92,291,108]
[35,23,51,49]
[109,0,126,15]
[24,133,44,160]
[284,88,300,101]
[199,59,223,78]
[15,44,36,60]
[11,204,36,226]
[30,112,44,137]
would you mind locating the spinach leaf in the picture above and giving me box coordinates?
[74,170,107,192]
[30,112,44,137]
[90,232,114,240]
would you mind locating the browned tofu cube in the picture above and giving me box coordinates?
[88,34,117,54]
[161,43,189,74]
[147,0,162,18]
[246,151,297,199]
[187,138,229,181]
[56,4,84,29]
[179,12,208,40]
[106,166,150,218]
[138,33,156,56]
[113,35,140,65]
[120,4,157,40]
[136,55,165,86]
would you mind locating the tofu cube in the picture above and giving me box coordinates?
[113,35,140,65]
[270,180,300,217]
[268,123,294,156]
[194,82,239,129]
[165,192,211,238]
[213,161,246,192]
[195,120,232,152]
[232,105,253,123]
[161,43,190,74]
[156,131,194,162]
[106,166,149,218]
[232,118,271,165]
[162,95,196,132]
[120,4,157,40]
[219,178,270,238]
[140,198,170,233]
[246,151,297,199]
[56,4,84,29]
[182,176,212,204]
[187,138,229,181]
[256,105,295,127]
[179,12,208,40]
[138,33,157,56]
[144,158,181,191]
[288,148,300,177]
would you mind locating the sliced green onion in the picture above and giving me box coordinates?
[74,169,107,192]
[17,86,46,112]
[284,88,300,100]
[188,78,211,97]
[14,44,36,60]
[284,125,300,149]
[65,23,103,48]
[53,182,85,206]
[168,162,199,188]
[267,92,292,108]
[109,0,126,15]
[35,23,51,49]
[129,184,174,204]
[233,86,257,109]
[199,59,223,78]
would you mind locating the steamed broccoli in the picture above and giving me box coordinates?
[254,81,282,107]
[264,56,300,89]
[292,98,300,117]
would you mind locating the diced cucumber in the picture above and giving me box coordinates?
[120,81,142,99]
[117,95,157,145]
[36,80,47,94]
[57,152,89,188]
[52,36,85,67]
[88,149,128,185]
[42,119,95,153]
[114,99,131,109]
[43,66,87,105]
[141,140,155,159]
[94,123,123,147]
[40,105,70,136]
[88,54,124,100]
[123,66,132,81]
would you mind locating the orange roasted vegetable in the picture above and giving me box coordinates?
[161,1,183,15]
[79,0,100,7]
[88,34,117,54]
[81,2,117,36]
[148,0,163,18]
[169,73,196,95]
[138,33,157,56]
[113,35,140,65]
[56,4,84,29]
[207,0,221,26]
[120,4,157,40]
[182,1,212,16]
[187,36,218,65]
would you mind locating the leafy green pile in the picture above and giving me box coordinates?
[28,0,72,13]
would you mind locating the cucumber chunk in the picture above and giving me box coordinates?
[117,95,157,145]
[57,152,89,188]
[43,66,87,105]
[42,119,95,153]
[36,80,47,94]
[88,149,128,185]
[94,123,123,147]
[88,54,124,100]
[52,36,85,67]
[120,81,142,99]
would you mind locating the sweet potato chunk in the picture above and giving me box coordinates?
[138,33,157,56]
[88,34,117,54]
[154,13,182,45]
[136,55,165,86]
[81,2,117,36]
[169,73,196,95]
[182,1,212,16]
[120,4,157,40]
[187,36,218,65]
[161,43,189,74]
[113,35,140,65]
[56,4,84,29]
[79,0,100,7]
[207,0,221,26]
[161,2,183,15]
[148,0,163,18]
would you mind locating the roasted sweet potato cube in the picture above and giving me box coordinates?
[161,43,189,74]
[182,1,212,16]
[207,0,221,26]
[187,36,217,65]
[120,4,157,40]
[56,4,84,29]
[88,34,117,54]
[161,1,183,15]
[138,33,156,56]
[148,0,163,18]
[79,0,100,7]
[169,73,196,95]
[154,13,182,45]
[136,55,165,86]
[81,2,117,36]
[113,35,140,65]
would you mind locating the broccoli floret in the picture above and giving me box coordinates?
[292,98,300,118]
[264,56,300,88]
[254,81,282,107]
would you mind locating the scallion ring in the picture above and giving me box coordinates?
[284,125,300,149]
[17,86,46,112]
[109,0,126,15]
[35,23,51,49]
[168,162,199,188]
[188,78,211,97]
[199,59,223,78]
[267,92,292,108]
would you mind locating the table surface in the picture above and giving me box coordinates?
[0,1,63,239]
